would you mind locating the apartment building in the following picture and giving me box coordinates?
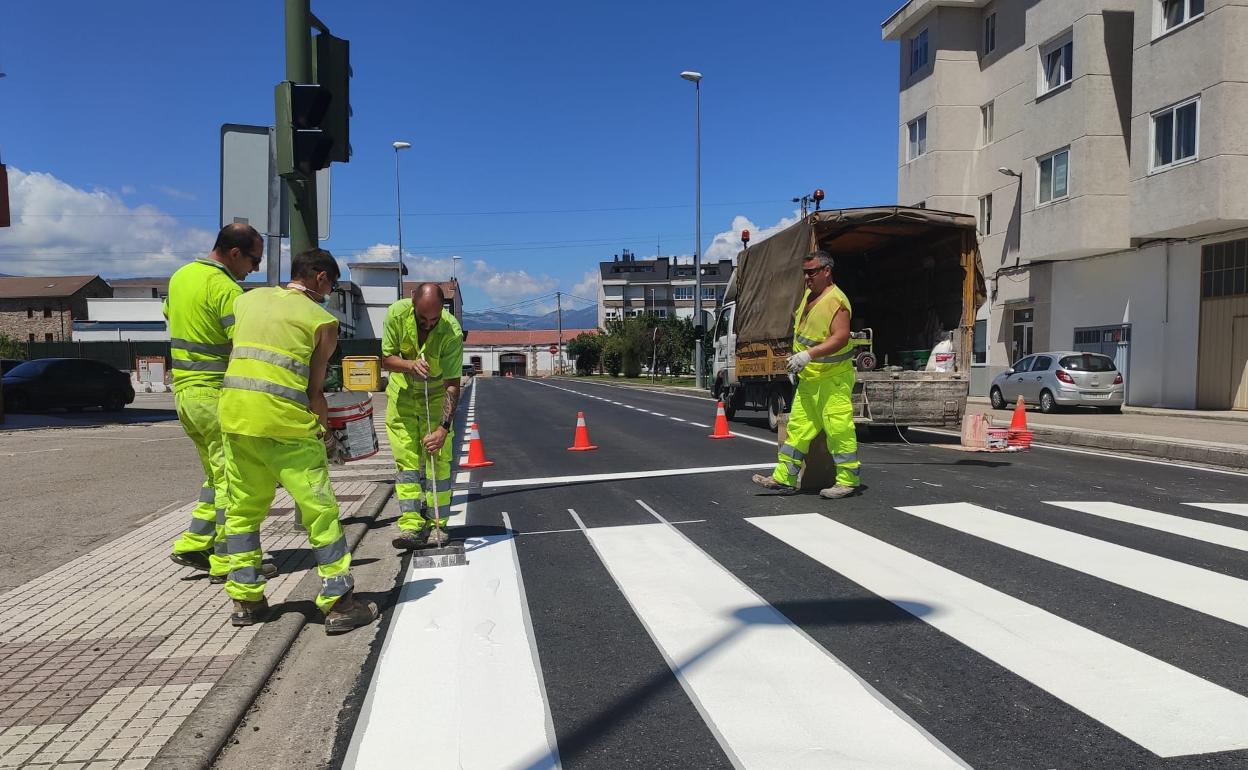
[884,0,1248,409]
[597,250,733,329]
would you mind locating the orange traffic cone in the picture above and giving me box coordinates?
[1009,395,1028,432]
[461,423,494,468]
[567,411,599,451]
[1007,395,1033,449]
[709,401,732,439]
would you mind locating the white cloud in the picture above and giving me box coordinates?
[348,244,559,309]
[569,269,598,303]
[120,185,136,196]
[704,212,801,263]
[155,184,197,201]
[0,167,215,278]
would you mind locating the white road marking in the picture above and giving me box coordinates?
[670,417,686,422]
[480,463,773,489]
[897,502,1248,628]
[1184,502,1248,518]
[564,503,968,769]
[1047,501,1248,552]
[689,422,710,428]
[516,519,708,537]
[0,447,65,456]
[344,523,560,770]
[749,512,1248,758]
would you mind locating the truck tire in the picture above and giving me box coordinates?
[767,390,788,433]
[723,389,738,420]
[855,351,877,371]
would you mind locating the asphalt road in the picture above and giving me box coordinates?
[347,375,1248,770]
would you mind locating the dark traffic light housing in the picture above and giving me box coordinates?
[276,33,351,177]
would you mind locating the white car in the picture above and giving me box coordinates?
[990,351,1125,414]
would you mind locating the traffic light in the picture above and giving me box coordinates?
[314,33,351,164]
[275,81,333,177]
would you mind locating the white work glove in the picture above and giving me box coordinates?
[786,350,812,374]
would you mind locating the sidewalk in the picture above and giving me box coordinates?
[963,397,1248,469]
[0,456,392,769]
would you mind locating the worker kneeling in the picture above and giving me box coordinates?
[218,249,377,634]
[381,282,464,550]
[752,250,861,499]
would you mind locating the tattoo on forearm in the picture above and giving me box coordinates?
[441,387,461,425]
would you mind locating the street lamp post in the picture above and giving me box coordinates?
[680,70,704,389]
[393,141,412,299]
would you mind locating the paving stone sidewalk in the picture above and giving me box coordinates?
[0,417,391,770]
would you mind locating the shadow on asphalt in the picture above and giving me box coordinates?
[0,406,178,431]
[518,597,934,770]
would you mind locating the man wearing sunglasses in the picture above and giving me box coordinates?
[752,250,861,499]
[167,223,281,582]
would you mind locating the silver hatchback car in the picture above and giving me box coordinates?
[990,351,1125,414]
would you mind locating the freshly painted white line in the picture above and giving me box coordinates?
[0,447,65,456]
[344,525,560,769]
[1047,501,1248,552]
[455,471,471,484]
[912,427,1248,477]
[518,519,709,537]
[651,412,666,417]
[481,463,773,489]
[670,417,686,422]
[749,513,1248,758]
[897,502,1248,628]
[566,506,967,769]
[689,422,710,428]
[1184,502,1248,518]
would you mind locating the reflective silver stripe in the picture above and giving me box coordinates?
[812,350,854,364]
[398,497,423,513]
[172,359,228,372]
[216,507,226,525]
[229,566,262,584]
[833,453,860,465]
[226,532,261,554]
[315,537,348,566]
[396,470,423,484]
[214,540,227,555]
[435,476,451,487]
[783,462,800,476]
[779,445,806,462]
[172,338,232,356]
[222,376,310,407]
[230,346,311,381]
[794,333,822,347]
[322,573,354,598]
[198,487,215,504]
[219,314,235,328]
[188,517,215,536]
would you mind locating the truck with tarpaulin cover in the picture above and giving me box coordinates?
[708,206,985,432]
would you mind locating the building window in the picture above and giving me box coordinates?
[1011,308,1034,361]
[701,286,717,300]
[1159,0,1204,34]
[973,319,987,365]
[45,333,54,342]
[1151,97,1199,171]
[656,309,668,319]
[910,28,929,74]
[981,101,994,145]
[1037,148,1070,205]
[28,333,35,342]
[42,307,52,318]
[1040,33,1073,94]
[978,194,993,236]
[26,307,33,318]
[983,13,997,55]
[673,286,694,300]
[1201,239,1248,298]
[907,115,927,161]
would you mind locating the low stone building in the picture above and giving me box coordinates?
[0,275,112,343]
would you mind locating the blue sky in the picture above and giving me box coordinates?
[0,1,903,313]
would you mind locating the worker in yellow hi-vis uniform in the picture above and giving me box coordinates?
[380,283,464,550]
[166,223,276,583]
[217,248,377,634]
[752,250,861,499]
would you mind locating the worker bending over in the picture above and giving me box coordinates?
[753,250,861,498]
[381,282,464,550]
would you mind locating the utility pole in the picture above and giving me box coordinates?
[283,0,318,257]
[556,292,563,375]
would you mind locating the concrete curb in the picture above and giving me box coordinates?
[147,481,394,770]
[1020,425,1248,469]
[966,396,1248,424]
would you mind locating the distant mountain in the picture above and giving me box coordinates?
[462,304,598,331]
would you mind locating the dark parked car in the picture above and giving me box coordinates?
[2,358,135,413]
[0,358,24,376]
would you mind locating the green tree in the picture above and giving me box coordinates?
[567,332,602,375]
[602,341,622,376]
[0,333,26,360]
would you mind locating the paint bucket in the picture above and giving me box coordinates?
[326,391,379,462]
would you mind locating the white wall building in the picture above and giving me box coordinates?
[597,251,732,329]
[73,298,168,341]
[462,329,597,377]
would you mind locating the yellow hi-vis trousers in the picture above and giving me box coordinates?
[386,386,454,533]
[221,433,353,613]
[772,370,861,489]
[170,387,229,577]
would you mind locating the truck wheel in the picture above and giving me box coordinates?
[767,391,788,433]
[723,392,737,420]
[856,352,877,371]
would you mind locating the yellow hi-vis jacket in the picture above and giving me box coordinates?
[791,285,854,381]
[381,302,464,400]
[219,287,337,440]
[165,260,242,393]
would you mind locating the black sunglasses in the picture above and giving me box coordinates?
[802,266,828,276]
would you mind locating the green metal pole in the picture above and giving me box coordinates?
[284,0,317,260]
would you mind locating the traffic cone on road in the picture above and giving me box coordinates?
[709,401,733,439]
[1009,395,1028,432]
[461,423,494,468]
[1007,396,1033,449]
[567,411,599,451]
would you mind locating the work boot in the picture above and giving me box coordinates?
[229,597,269,627]
[819,485,858,500]
[324,592,379,636]
[210,561,278,585]
[426,526,450,548]
[392,528,430,551]
[751,474,798,495]
[170,550,211,572]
